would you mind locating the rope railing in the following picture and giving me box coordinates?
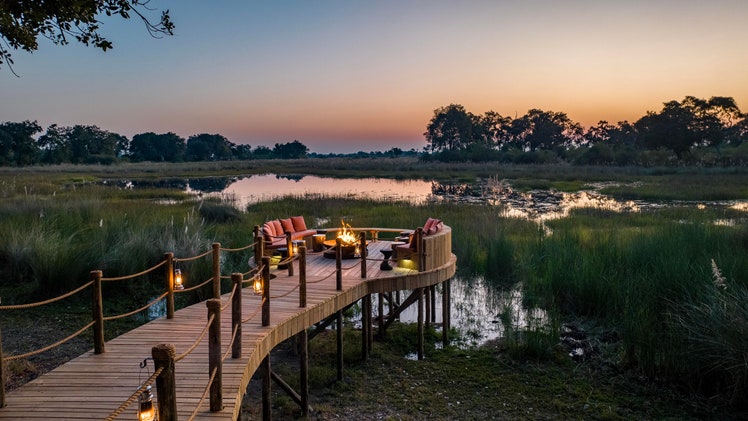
[0,280,93,310]
[103,292,169,322]
[222,324,240,362]
[242,301,263,324]
[220,284,238,312]
[174,248,213,263]
[3,321,95,361]
[269,282,301,299]
[241,264,264,280]
[186,366,219,421]
[175,276,213,293]
[103,366,164,421]
[175,314,215,362]
[100,260,167,282]
[219,240,258,252]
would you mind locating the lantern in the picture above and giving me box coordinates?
[137,385,157,421]
[174,269,184,290]
[252,274,263,295]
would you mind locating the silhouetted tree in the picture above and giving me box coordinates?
[0,120,41,165]
[231,143,252,160]
[252,146,273,159]
[424,104,476,152]
[129,132,185,162]
[511,109,582,151]
[0,0,173,74]
[185,133,233,161]
[272,140,309,159]
[64,125,124,164]
[37,124,71,164]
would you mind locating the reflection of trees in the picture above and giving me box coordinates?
[430,181,482,197]
[128,178,188,190]
[276,174,305,182]
[188,177,235,193]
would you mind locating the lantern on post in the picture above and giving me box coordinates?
[252,273,263,296]
[137,385,157,421]
[174,268,184,290]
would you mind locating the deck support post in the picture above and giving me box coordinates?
[430,285,437,324]
[359,231,367,278]
[377,292,385,339]
[262,256,270,327]
[299,245,307,308]
[335,238,342,290]
[165,252,175,319]
[336,310,344,381]
[207,299,222,412]
[212,242,221,299]
[361,295,369,360]
[0,328,5,408]
[152,344,177,421]
[299,329,309,415]
[231,273,242,358]
[417,287,424,360]
[442,278,451,346]
[262,355,271,421]
[425,286,431,329]
[91,270,105,354]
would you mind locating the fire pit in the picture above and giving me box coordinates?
[323,220,365,259]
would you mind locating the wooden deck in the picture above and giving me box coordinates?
[0,240,456,420]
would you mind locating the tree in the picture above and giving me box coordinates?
[511,109,582,152]
[0,120,41,165]
[424,104,476,152]
[66,125,126,163]
[129,132,185,162]
[185,133,233,161]
[0,0,174,74]
[635,101,699,158]
[272,140,309,159]
[37,124,71,164]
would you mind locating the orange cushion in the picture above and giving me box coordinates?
[280,218,295,233]
[270,220,283,236]
[291,216,307,232]
[427,220,443,235]
[423,218,436,234]
[262,222,275,237]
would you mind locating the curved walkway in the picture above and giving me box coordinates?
[0,240,456,420]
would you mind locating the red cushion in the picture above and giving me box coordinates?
[423,218,436,234]
[427,220,443,235]
[270,220,283,236]
[262,222,275,237]
[280,218,295,233]
[291,216,307,232]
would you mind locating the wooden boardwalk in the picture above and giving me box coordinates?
[0,240,456,420]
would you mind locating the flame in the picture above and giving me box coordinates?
[336,220,358,246]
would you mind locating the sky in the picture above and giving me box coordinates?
[2,1,748,154]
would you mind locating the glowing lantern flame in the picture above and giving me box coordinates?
[336,220,358,246]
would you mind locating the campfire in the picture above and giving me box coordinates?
[336,220,359,247]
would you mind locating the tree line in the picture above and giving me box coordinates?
[424,96,748,165]
[0,123,310,166]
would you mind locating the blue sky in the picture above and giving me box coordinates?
[2,1,747,153]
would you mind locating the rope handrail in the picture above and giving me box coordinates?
[186,366,218,421]
[103,366,164,421]
[270,282,300,299]
[0,280,94,310]
[219,240,258,252]
[222,324,240,362]
[174,248,213,263]
[103,292,169,321]
[175,276,213,293]
[241,265,264,282]
[3,321,95,362]
[220,284,238,312]
[101,260,167,282]
[306,268,338,284]
[276,253,299,266]
[175,314,215,362]
[242,301,262,324]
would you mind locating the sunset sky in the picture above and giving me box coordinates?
[2,1,747,153]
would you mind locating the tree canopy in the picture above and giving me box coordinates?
[0,0,173,73]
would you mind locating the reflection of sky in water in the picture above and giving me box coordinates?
[363,276,546,348]
[218,174,433,208]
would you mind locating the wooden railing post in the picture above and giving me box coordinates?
[0,327,5,408]
[152,344,177,421]
[335,237,342,291]
[262,256,270,327]
[299,244,307,308]
[91,270,105,354]
[359,231,367,278]
[253,225,263,267]
[231,273,242,358]
[165,252,175,319]
[212,243,221,299]
[207,299,222,412]
[286,232,294,277]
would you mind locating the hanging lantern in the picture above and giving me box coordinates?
[174,268,184,290]
[137,385,158,421]
[253,273,263,295]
